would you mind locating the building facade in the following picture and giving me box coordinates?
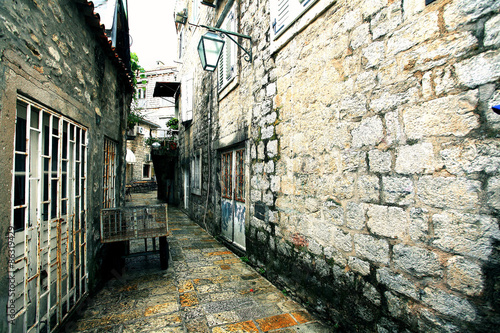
[126,119,160,184]
[132,66,178,131]
[0,1,133,332]
[174,0,500,331]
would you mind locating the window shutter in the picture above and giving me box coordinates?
[273,0,290,36]
[218,38,225,88]
[226,12,234,81]
[182,74,193,122]
[271,0,316,39]
[218,7,237,91]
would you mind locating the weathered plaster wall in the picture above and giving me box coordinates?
[0,0,131,330]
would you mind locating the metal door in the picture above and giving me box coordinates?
[221,149,246,250]
[10,97,88,333]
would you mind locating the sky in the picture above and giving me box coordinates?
[127,0,178,69]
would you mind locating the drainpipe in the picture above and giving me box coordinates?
[203,74,213,234]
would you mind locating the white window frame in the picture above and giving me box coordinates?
[191,148,202,195]
[218,5,237,92]
[10,96,88,333]
[270,0,337,54]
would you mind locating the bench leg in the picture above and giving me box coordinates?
[159,236,169,270]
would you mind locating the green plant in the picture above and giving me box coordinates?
[259,267,266,275]
[240,256,249,263]
[282,289,288,296]
[145,137,161,146]
[130,52,145,100]
[127,110,144,129]
[167,118,179,130]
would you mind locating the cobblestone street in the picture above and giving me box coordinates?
[63,191,330,332]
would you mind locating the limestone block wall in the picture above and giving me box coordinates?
[177,0,499,331]
[240,0,500,331]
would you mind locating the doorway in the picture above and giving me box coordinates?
[220,148,246,250]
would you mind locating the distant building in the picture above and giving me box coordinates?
[126,118,161,184]
[0,0,133,332]
[132,66,178,132]
[173,0,500,331]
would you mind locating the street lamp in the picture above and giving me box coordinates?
[197,25,252,71]
[197,31,225,72]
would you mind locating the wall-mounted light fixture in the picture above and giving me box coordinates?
[197,32,225,72]
[175,9,188,24]
[492,104,500,115]
[197,25,252,71]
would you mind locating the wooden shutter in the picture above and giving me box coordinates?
[271,0,316,39]
[182,74,193,122]
[218,6,237,91]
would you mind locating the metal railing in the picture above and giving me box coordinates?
[100,204,168,243]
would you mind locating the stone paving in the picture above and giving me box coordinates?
[64,191,330,332]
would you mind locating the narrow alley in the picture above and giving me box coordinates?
[62,191,330,333]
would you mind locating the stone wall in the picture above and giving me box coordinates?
[0,0,132,330]
[176,0,500,331]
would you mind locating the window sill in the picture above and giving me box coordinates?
[218,75,239,101]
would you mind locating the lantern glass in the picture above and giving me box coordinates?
[198,32,225,71]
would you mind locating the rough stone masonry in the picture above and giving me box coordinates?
[240,0,500,331]
[175,0,500,331]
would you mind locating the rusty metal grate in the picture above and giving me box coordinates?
[100,204,168,243]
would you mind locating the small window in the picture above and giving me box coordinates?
[143,164,151,179]
[425,0,436,5]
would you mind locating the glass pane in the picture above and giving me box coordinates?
[62,121,68,159]
[43,166,49,201]
[62,200,67,215]
[30,106,40,128]
[62,173,67,196]
[51,180,58,218]
[15,154,26,172]
[75,163,80,194]
[43,112,50,155]
[75,200,79,230]
[15,107,27,153]
[52,117,59,135]
[30,130,39,177]
[14,175,25,206]
[52,137,59,172]
[42,203,49,221]
[76,128,80,160]
[14,207,25,232]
